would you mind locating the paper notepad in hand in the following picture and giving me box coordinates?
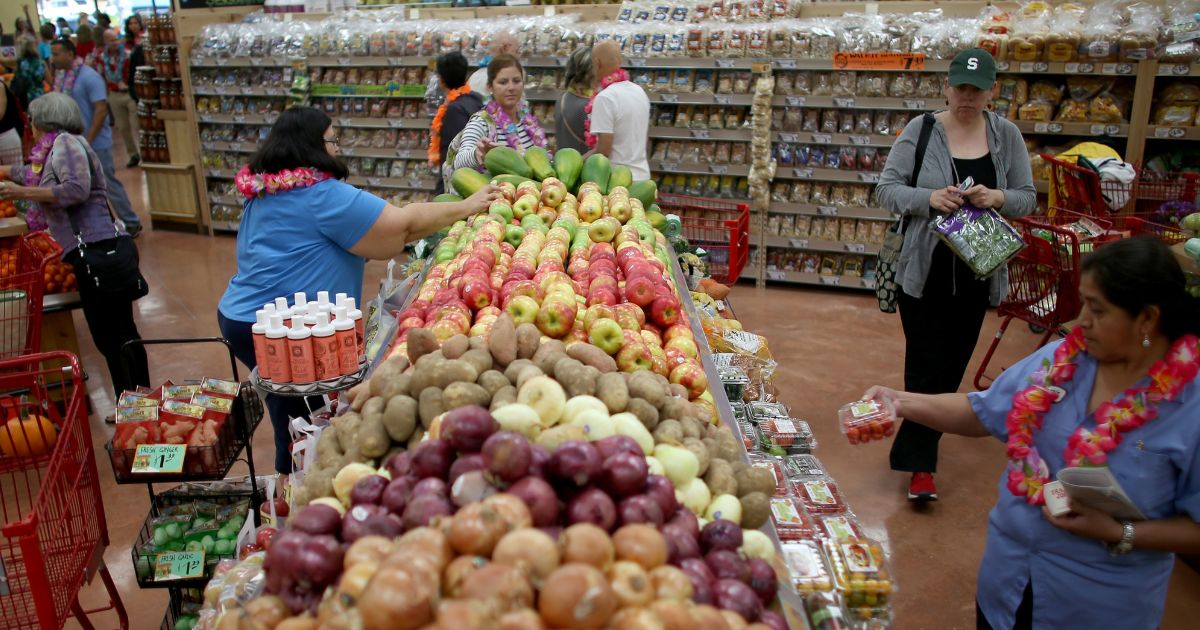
[1043,467,1146,522]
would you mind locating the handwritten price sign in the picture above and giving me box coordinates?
[131,444,186,474]
[154,551,205,582]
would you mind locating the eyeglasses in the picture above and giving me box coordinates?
[324,136,340,146]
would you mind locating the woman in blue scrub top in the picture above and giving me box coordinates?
[217,106,498,474]
[864,237,1200,630]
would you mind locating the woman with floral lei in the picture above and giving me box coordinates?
[218,106,499,475]
[444,55,547,194]
[862,237,1200,629]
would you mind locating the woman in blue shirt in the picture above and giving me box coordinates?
[218,106,498,474]
[864,237,1200,629]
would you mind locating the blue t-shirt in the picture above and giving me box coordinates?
[69,65,112,152]
[38,42,51,61]
[218,179,387,322]
[967,339,1200,629]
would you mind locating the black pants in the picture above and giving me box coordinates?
[218,311,319,474]
[976,582,1033,630]
[889,242,990,473]
[72,263,150,398]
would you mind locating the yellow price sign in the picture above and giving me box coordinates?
[131,444,187,474]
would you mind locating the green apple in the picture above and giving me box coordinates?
[504,224,526,248]
[588,318,624,355]
[513,194,539,220]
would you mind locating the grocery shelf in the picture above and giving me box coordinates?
[763,269,877,290]
[772,94,934,111]
[203,168,237,180]
[209,195,240,206]
[337,147,428,160]
[1156,62,1200,77]
[196,112,279,126]
[189,57,292,68]
[651,162,752,177]
[211,220,239,233]
[1149,126,1200,141]
[648,126,752,141]
[331,116,434,130]
[1013,121,1129,138]
[346,175,438,190]
[768,203,893,221]
[757,233,882,256]
[774,166,883,184]
[155,110,189,122]
[193,85,289,97]
[201,141,258,154]
[770,58,952,73]
[305,56,432,68]
[994,60,1139,76]
[774,131,899,148]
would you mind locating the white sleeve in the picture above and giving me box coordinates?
[590,92,616,135]
[453,115,489,171]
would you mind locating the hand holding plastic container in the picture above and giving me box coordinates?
[838,398,896,444]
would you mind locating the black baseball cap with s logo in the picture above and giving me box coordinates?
[949,48,997,89]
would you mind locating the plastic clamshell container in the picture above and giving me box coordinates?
[717,365,750,401]
[730,402,749,423]
[737,419,758,451]
[795,478,848,514]
[749,401,789,422]
[815,514,865,541]
[748,456,791,497]
[838,398,897,444]
[781,540,834,593]
[825,537,895,619]
[770,497,816,540]
[784,453,829,481]
[804,591,854,630]
[761,418,818,454]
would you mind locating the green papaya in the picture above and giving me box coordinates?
[628,180,657,208]
[492,173,533,188]
[608,165,633,192]
[484,146,533,178]
[450,168,490,197]
[433,193,463,203]
[554,148,584,191]
[580,153,612,194]
[524,147,555,181]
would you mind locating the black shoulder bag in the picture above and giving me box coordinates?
[57,137,150,300]
[876,113,935,314]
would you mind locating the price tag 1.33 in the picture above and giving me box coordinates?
[154,550,205,582]
[131,444,187,474]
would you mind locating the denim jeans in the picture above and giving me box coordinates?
[93,147,141,228]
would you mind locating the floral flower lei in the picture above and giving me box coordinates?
[235,165,332,199]
[52,57,84,94]
[1005,326,1200,505]
[483,99,546,152]
[428,84,473,165]
[584,68,630,149]
[18,131,63,232]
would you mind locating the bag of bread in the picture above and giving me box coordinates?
[1044,3,1085,62]
[1079,8,1120,62]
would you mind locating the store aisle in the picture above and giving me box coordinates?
[63,165,1200,629]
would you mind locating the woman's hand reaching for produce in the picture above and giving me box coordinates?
[1042,501,1124,544]
[963,185,1004,209]
[929,186,964,214]
[462,184,503,217]
[475,137,497,165]
[861,386,903,417]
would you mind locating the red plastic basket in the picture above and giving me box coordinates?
[0,352,126,629]
[655,193,750,285]
[0,232,62,360]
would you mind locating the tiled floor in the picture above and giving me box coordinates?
[57,159,1200,629]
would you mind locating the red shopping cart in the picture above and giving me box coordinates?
[0,352,127,629]
[974,218,1085,390]
[656,193,750,285]
[1043,153,1134,217]
[0,232,63,360]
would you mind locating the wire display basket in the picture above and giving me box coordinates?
[656,193,750,285]
[0,232,62,359]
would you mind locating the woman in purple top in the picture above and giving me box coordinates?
[0,92,149,404]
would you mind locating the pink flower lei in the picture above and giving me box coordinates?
[52,57,84,94]
[483,99,546,152]
[584,68,630,149]
[235,165,332,199]
[1005,326,1200,505]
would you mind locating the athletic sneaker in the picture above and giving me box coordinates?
[908,472,938,501]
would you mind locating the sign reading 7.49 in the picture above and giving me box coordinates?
[833,52,926,71]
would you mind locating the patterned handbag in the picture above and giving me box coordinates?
[876,113,935,313]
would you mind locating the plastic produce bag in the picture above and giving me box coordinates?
[931,203,1025,278]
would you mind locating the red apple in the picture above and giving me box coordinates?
[398,316,424,331]
[670,361,709,399]
[617,342,654,372]
[588,288,619,306]
[665,335,700,359]
[649,296,681,327]
[663,324,694,343]
[583,304,616,330]
[536,300,576,338]
[624,274,657,307]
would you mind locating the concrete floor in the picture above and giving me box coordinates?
[55,157,1200,629]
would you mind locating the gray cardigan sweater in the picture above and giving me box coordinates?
[876,111,1037,306]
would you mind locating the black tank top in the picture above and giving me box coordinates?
[952,153,997,191]
[0,83,20,136]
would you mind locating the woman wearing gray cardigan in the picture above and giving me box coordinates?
[875,49,1037,502]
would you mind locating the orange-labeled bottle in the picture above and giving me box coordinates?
[287,318,316,384]
[346,297,364,355]
[333,306,358,375]
[274,297,291,328]
[265,314,291,382]
[252,309,271,380]
[311,312,340,381]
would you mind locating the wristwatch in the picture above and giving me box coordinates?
[1107,521,1135,556]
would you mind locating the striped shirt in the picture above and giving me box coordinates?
[452,112,541,172]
